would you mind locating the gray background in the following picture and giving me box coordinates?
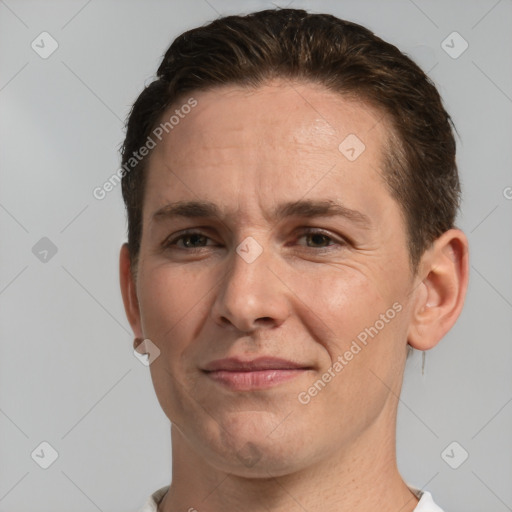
[0,0,511,510]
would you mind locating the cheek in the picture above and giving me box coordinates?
[291,262,410,397]
[135,262,215,419]
[293,267,408,414]
[291,265,386,348]
[136,263,214,421]
[137,263,210,341]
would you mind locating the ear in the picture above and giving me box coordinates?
[407,229,469,351]
[119,243,144,345]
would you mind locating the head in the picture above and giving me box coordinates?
[119,9,468,477]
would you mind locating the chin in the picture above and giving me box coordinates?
[209,443,308,479]
[198,412,316,478]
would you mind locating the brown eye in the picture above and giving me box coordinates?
[180,234,208,248]
[303,233,333,248]
[295,228,345,249]
[163,231,215,250]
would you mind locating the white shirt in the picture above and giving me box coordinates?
[137,483,445,511]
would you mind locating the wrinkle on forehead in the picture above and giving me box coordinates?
[153,80,387,162]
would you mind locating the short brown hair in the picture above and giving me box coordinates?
[120,8,460,274]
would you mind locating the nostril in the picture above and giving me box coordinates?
[254,317,274,327]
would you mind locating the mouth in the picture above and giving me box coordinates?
[202,357,312,391]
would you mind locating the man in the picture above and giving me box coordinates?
[119,8,468,512]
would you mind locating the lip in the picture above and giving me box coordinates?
[202,357,312,391]
[203,356,308,372]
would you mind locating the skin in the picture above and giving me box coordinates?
[120,79,469,512]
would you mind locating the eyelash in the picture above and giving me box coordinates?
[162,228,346,251]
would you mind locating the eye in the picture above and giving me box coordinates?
[295,228,346,249]
[162,230,217,250]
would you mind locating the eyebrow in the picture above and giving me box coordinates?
[152,199,371,228]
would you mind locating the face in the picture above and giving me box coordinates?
[126,80,419,477]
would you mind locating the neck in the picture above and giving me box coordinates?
[157,405,419,512]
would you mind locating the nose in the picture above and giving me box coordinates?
[210,240,291,333]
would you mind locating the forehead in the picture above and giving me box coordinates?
[159,80,388,160]
[144,80,393,222]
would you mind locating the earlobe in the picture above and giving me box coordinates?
[408,229,469,351]
[133,337,145,351]
[119,243,143,339]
